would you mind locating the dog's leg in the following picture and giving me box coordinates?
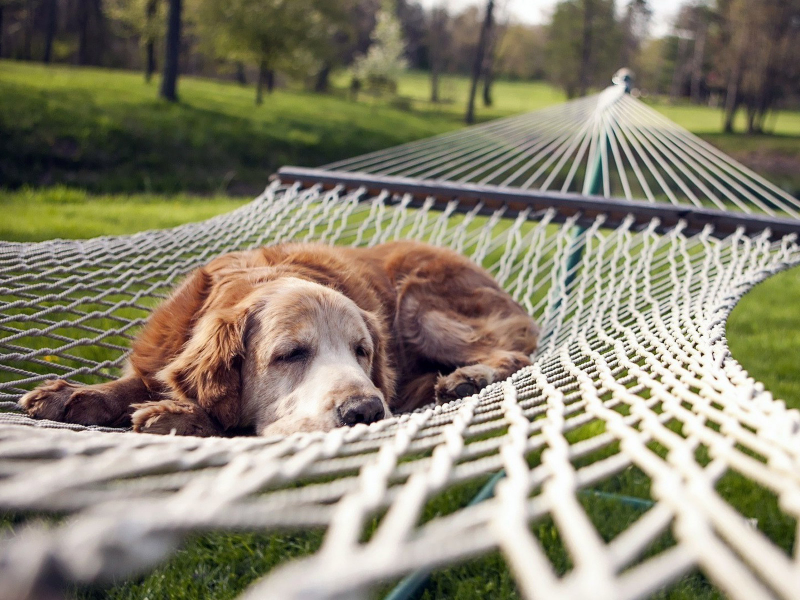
[399,292,537,408]
[131,399,222,436]
[434,350,531,404]
[394,372,439,413]
[20,375,153,427]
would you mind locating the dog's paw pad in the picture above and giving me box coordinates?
[435,364,495,404]
[455,381,479,397]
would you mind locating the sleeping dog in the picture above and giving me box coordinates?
[21,241,539,436]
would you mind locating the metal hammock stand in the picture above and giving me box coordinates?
[2,78,800,600]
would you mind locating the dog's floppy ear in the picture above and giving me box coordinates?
[360,308,396,405]
[159,304,246,430]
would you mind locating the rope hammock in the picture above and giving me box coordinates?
[2,79,800,600]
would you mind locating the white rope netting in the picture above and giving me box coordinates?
[328,85,800,217]
[1,86,800,600]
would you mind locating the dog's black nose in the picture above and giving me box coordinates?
[338,395,385,426]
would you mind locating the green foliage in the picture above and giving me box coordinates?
[546,0,623,98]
[495,24,547,81]
[351,7,408,93]
[106,0,165,48]
[192,0,350,96]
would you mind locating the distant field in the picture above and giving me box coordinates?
[0,62,463,194]
[2,61,798,195]
[0,186,248,242]
[334,69,568,118]
[648,100,800,135]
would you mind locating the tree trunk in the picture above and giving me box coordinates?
[314,63,330,93]
[145,40,156,82]
[482,21,500,108]
[235,61,247,85]
[748,2,789,138]
[723,67,740,133]
[669,35,689,103]
[0,4,4,58]
[23,0,34,60]
[746,105,757,134]
[266,69,275,93]
[144,0,157,82]
[256,61,267,105]
[43,0,58,63]
[465,0,494,124]
[482,61,493,107]
[690,23,706,104]
[429,8,445,103]
[159,0,181,102]
[77,0,89,64]
[578,0,594,97]
[430,65,439,103]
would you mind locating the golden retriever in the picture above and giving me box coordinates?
[20,241,539,436]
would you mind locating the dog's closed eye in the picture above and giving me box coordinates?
[354,343,370,359]
[274,346,311,364]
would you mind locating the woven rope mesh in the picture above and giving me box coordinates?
[2,87,800,600]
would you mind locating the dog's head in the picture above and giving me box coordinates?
[160,276,393,436]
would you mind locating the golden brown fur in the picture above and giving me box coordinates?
[21,241,539,436]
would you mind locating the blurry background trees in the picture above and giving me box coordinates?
[0,0,797,130]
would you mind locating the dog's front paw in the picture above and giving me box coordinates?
[131,400,220,437]
[20,379,113,424]
[435,364,495,404]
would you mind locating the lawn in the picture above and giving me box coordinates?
[2,61,799,196]
[0,186,249,242]
[2,62,800,599]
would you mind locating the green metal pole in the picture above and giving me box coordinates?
[384,471,506,600]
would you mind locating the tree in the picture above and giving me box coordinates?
[196,0,340,105]
[578,0,594,96]
[482,9,505,107]
[352,4,408,96]
[159,0,180,101]
[42,0,57,63]
[107,0,164,82]
[546,0,621,98]
[77,0,106,65]
[465,0,493,124]
[427,5,449,102]
[620,0,652,71]
[716,0,799,133]
[494,23,547,80]
[144,0,159,81]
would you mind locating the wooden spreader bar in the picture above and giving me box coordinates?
[277,166,800,240]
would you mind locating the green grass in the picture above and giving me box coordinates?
[2,61,799,196]
[644,99,800,136]
[644,98,800,194]
[0,186,248,242]
[335,69,568,119]
[75,530,325,600]
[1,62,564,196]
[0,61,459,194]
[728,264,800,408]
